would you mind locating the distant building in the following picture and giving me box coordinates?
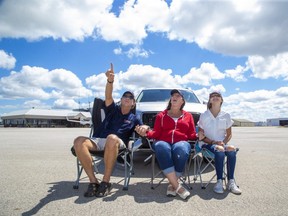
[232,119,255,127]
[267,118,288,126]
[254,121,267,126]
[1,109,91,127]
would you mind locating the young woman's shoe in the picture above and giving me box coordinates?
[166,184,176,197]
[176,184,190,200]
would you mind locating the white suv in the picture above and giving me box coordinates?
[135,88,206,128]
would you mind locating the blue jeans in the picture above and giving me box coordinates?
[202,144,237,180]
[152,141,191,177]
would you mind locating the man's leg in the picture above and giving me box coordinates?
[73,136,99,184]
[102,134,121,183]
[95,134,121,197]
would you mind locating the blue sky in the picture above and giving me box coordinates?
[0,0,287,122]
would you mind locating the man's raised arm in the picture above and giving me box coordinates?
[105,63,114,107]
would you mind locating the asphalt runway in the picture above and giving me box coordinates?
[0,127,287,216]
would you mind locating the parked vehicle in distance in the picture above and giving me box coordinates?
[135,88,206,129]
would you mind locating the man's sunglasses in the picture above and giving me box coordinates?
[122,95,134,100]
[210,94,221,98]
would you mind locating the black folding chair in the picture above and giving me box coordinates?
[71,97,134,190]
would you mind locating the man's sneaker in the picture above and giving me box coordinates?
[228,179,242,195]
[214,179,224,194]
[84,183,100,197]
[95,181,112,197]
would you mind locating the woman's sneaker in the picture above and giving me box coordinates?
[213,179,224,194]
[228,179,242,195]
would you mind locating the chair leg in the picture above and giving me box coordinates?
[151,153,156,189]
[123,151,132,190]
[150,153,165,189]
[73,158,83,189]
[183,153,194,190]
[193,154,204,188]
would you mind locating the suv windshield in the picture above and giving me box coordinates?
[136,89,200,103]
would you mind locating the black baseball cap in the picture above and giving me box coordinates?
[122,91,135,99]
[209,91,222,98]
[170,89,184,98]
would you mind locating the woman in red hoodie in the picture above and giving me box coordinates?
[146,89,197,200]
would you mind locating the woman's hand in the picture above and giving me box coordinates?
[198,130,205,141]
[215,141,225,146]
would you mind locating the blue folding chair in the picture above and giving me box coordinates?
[192,141,239,189]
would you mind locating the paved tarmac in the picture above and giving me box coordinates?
[0,127,288,216]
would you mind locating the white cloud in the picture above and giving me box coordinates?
[0,0,113,41]
[53,99,79,109]
[114,45,151,58]
[86,64,180,97]
[224,88,288,121]
[1,61,287,121]
[225,65,248,82]
[194,86,288,122]
[182,63,225,86]
[23,100,50,109]
[194,84,226,102]
[126,46,151,58]
[168,0,288,56]
[85,64,227,99]
[247,53,288,80]
[97,0,170,44]
[113,47,122,55]
[0,65,92,99]
[0,50,16,69]
[1,0,287,57]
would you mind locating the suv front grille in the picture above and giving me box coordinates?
[142,112,158,128]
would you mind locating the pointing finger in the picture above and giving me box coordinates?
[110,63,114,73]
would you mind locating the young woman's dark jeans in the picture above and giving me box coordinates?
[202,144,237,180]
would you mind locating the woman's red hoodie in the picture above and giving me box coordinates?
[146,109,197,144]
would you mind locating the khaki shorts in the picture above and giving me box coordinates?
[89,137,125,151]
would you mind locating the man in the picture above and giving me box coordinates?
[73,63,149,197]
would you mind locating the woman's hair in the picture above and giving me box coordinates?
[166,98,185,110]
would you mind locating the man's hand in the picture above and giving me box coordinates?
[106,63,114,83]
[135,125,150,137]
[105,63,114,106]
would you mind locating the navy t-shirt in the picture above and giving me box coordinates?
[94,101,142,145]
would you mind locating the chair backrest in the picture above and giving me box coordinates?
[92,98,105,126]
[71,97,105,156]
[91,97,105,137]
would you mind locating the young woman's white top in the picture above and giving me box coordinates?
[198,109,233,144]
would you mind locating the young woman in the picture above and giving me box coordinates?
[145,89,197,200]
[198,91,242,195]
